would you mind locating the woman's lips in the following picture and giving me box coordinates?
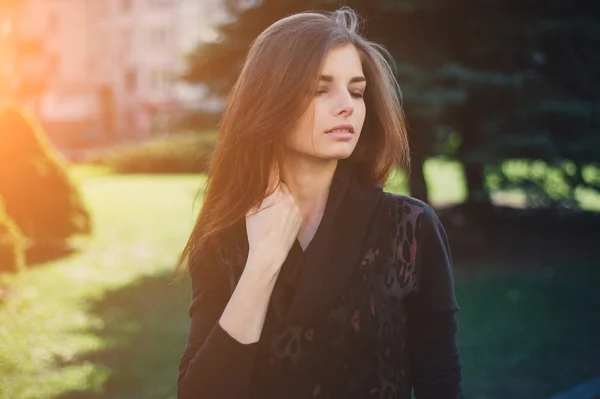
[325,131,353,140]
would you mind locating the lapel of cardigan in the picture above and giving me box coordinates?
[282,161,384,325]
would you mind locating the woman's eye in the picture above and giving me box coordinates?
[315,88,363,98]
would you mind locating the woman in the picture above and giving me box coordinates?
[177,7,463,399]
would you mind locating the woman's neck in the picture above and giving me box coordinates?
[280,156,337,245]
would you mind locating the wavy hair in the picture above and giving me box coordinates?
[175,7,409,278]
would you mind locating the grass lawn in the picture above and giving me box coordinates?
[0,164,598,399]
[0,174,202,399]
[456,260,600,398]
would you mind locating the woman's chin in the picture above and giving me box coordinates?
[285,146,357,162]
[319,144,358,160]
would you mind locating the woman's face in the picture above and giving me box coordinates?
[285,44,367,161]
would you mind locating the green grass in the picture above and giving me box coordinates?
[385,159,467,205]
[0,164,598,399]
[456,261,600,398]
[0,173,204,399]
[67,164,112,182]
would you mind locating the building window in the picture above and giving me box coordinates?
[151,69,172,93]
[153,0,172,7]
[122,0,132,13]
[151,70,161,92]
[97,2,107,19]
[161,70,171,89]
[1,19,12,37]
[151,28,170,46]
[49,53,61,75]
[47,12,59,35]
[122,28,132,54]
[87,55,96,74]
[124,68,137,93]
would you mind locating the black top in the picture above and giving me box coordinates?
[178,161,463,399]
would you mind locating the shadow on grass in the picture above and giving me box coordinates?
[53,257,600,399]
[56,271,191,399]
[457,258,600,399]
[438,204,600,271]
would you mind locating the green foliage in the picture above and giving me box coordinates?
[102,134,215,174]
[0,103,92,248]
[448,82,600,207]
[0,198,26,273]
[182,0,600,208]
[172,110,222,132]
[486,160,600,209]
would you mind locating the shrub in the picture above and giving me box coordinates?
[0,198,26,273]
[102,134,215,174]
[170,109,222,132]
[0,103,92,249]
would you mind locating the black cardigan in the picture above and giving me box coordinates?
[178,167,463,399]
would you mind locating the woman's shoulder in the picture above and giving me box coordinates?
[378,191,449,247]
[381,191,439,222]
[382,194,460,312]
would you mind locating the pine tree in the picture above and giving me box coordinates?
[182,0,600,208]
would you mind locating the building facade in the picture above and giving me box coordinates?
[2,0,226,145]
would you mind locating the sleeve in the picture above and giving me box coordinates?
[177,248,260,399]
[405,203,464,399]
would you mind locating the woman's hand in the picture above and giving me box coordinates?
[245,163,302,275]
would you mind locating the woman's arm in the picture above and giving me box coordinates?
[407,310,463,398]
[177,251,280,399]
[405,203,463,399]
[179,177,302,398]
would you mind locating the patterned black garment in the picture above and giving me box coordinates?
[178,160,463,399]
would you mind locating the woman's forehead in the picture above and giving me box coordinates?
[319,46,365,81]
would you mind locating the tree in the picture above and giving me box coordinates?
[182,0,600,208]
[0,103,92,250]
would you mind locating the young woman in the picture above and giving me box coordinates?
[177,7,463,399]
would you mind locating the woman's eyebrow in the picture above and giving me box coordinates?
[319,74,366,84]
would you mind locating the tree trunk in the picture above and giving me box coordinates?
[464,161,488,202]
[458,122,493,214]
[409,153,429,203]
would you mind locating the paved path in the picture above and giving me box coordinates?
[549,378,600,399]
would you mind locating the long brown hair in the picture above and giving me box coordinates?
[174,7,410,278]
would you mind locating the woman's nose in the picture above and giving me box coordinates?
[336,92,355,116]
